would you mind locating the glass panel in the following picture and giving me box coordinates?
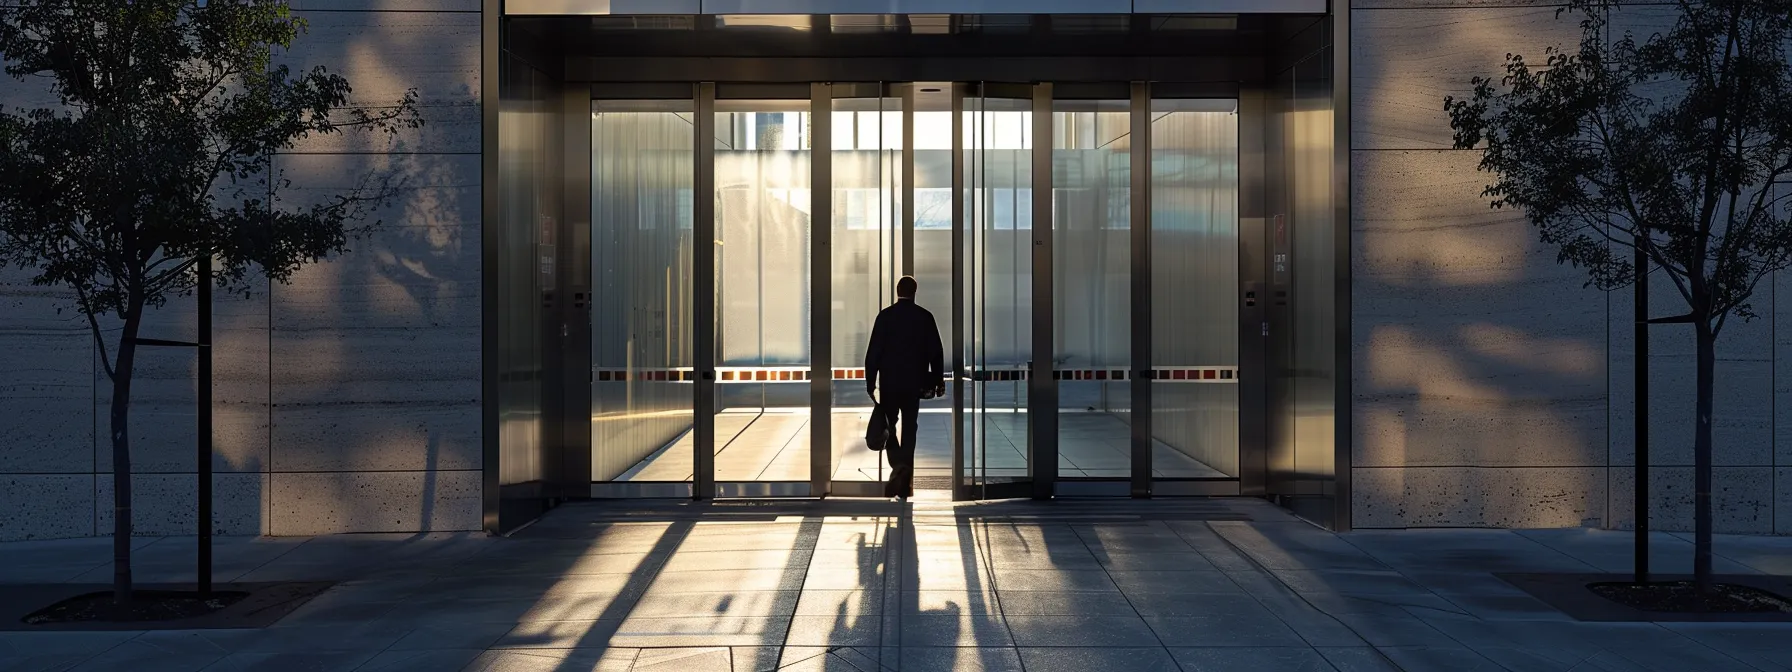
[1151,99,1240,479]
[590,101,696,483]
[829,91,902,484]
[714,101,813,482]
[911,84,956,487]
[1052,100,1132,479]
[961,91,1033,496]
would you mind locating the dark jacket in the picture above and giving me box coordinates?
[865,298,945,401]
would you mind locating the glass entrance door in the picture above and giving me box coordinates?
[586,81,1243,501]
[958,84,1040,500]
[826,83,905,496]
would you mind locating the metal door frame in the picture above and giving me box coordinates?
[582,79,1255,502]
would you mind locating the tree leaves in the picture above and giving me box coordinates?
[0,0,424,325]
[1444,0,1792,334]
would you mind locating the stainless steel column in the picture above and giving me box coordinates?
[479,0,501,531]
[902,84,917,276]
[1237,89,1270,497]
[693,83,717,500]
[1128,82,1152,499]
[950,83,966,500]
[561,84,595,497]
[1331,5,1354,532]
[811,83,834,495]
[1029,83,1056,500]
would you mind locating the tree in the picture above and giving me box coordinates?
[1446,0,1792,590]
[0,0,421,602]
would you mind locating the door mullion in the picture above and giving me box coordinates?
[1030,83,1056,500]
[1130,82,1153,498]
[950,83,966,500]
[694,83,717,500]
[811,83,833,496]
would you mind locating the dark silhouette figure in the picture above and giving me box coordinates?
[865,276,945,500]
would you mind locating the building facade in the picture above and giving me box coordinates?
[2,0,1788,541]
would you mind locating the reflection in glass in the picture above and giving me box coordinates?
[910,85,957,484]
[1152,100,1240,478]
[1053,101,1133,479]
[590,102,695,482]
[962,93,1034,493]
[830,92,902,482]
[714,101,813,482]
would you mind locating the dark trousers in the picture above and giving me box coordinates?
[880,396,921,498]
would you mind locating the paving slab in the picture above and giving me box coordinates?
[1018,646,1181,672]
[0,499,1789,670]
[1170,646,1338,672]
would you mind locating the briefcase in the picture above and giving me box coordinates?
[865,403,896,452]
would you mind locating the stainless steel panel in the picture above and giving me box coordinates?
[482,0,501,532]
[717,482,813,497]
[702,0,1131,13]
[829,481,887,498]
[1331,4,1352,532]
[494,38,568,529]
[1290,38,1335,517]
[1236,89,1268,497]
[1150,480,1241,496]
[562,85,595,497]
[902,84,917,277]
[1263,12,1341,529]
[1052,480,1238,497]
[1265,64,1294,501]
[1129,82,1151,498]
[562,57,1250,86]
[1054,480,1130,497]
[950,84,967,500]
[591,482,696,498]
[506,0,1325,13]
[1029,83,1056,500]
[1135,0,1324,13]
[811,83,834,494]
[694,83,719,499]
[508,0,702,14]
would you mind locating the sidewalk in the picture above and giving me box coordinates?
[1,497,1789,671]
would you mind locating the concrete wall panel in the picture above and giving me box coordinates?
[1351,466,1606,528]
[0,475,94,540]
[1352,149,1607,471]
[0,4,481,540]
[1609,466,1776,535]
[279,8,481,154]
[270,470,482,536]
[1352,6,1583,150]
[0,269,93,475]
[270,153,480,483]
[95,473,268,537]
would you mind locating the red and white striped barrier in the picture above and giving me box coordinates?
[594,366,1238,383]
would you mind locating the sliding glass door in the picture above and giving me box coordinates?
[586,82,1242,500]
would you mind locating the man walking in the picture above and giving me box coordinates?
[865,276,945,502]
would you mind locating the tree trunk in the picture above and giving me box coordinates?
[1693,318,1716,592]
[111,314,141,605]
